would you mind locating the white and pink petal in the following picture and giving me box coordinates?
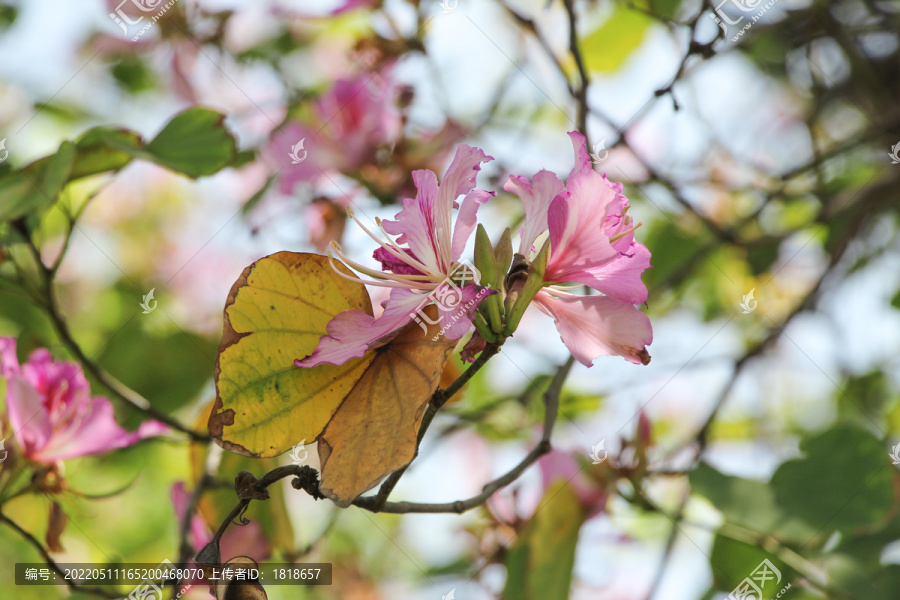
[294,288,427,368]
[450,189,494,263]
[503,170,564,255]
[545,171,620,283]
[534,292,652,367]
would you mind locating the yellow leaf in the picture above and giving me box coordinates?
[317,306,455,507]
[210,252,375,457]
[581,5,653,74]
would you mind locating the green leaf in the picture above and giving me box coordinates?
[144,107,238,178]
[0,173,39,222]
[709,534,791,595]
[38,141,76,201]
[110,55,157,94]
[771,425,893,532]
[503,479,584,600]
[745,239,781,276]
[70,127,143,179]
[839,371,890,423]
[824,554,900,600]
[834,513,900,567]
[96,320,219,420]
[650,0,681,20]
[581,5,653,74]
[0,141,75,222]
[0,5,18,28]
[503,535,529,600]
[690,463,816,543]
[641,219,710,291]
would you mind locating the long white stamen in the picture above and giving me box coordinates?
[327,253,425,289]
[375,217,442,278]
[345,208,436,278]
[542,285,591,298]
[329,245,434,290]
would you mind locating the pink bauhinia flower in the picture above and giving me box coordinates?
[504,131,652,366]
[271,73,401,194]
[295,144,496,368]
[0,337,167,463]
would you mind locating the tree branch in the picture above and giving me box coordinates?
[0,511,120,599]
[14,223,209,442]
[562,0,590,138]
[170,443,220,599]
[353,357,574,514]
[197,465,324,565]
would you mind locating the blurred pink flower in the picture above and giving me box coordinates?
[295,144,496,368]
[271,74,401,194]
[0,337,167,463]
[305,196,350,253]
[330,0,381,14]
[505,131,653,366]
[538,449,609,519]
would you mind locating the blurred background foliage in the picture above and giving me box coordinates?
[1,0,899,598]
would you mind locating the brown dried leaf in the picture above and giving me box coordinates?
[45,502,68,553]
[213,556,267,600]
[234,471,269,501]
[317,306,455,507]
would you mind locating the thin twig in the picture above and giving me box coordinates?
[355,357,574,514]
[0,512,120,599]
[562,0,590,138]
[353,440,552,514]
[170,442,220,599]
[198,465,323,564]
[14,223,209,442]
